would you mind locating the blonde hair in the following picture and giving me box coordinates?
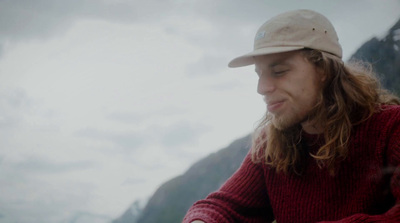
[251,49,400,175]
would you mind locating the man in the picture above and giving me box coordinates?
[183,9,400,223]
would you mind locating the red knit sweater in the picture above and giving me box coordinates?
[183,105,400,223]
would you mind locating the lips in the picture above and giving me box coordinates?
[266,100,285,113]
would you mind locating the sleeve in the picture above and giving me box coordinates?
[182,152,274,223]
[319,110,400,223]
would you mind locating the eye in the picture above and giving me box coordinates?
[271,64,289,76]
[272,70,288,76]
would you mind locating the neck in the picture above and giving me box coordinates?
[301,121,324,134]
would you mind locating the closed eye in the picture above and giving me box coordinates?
[272,70,288,76]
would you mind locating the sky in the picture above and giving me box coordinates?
[0,0,399,222]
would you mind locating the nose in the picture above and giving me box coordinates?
[257,73,275,95]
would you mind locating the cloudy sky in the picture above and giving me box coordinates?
[0,0,399,222]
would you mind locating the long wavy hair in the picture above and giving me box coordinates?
[251,49,400,175]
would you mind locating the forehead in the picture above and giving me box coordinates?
[254,51,304,69]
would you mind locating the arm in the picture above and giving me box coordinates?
[182,152,274,223]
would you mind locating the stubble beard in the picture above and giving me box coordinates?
[271,112,303,131]
[266,92,322,132]
[270,107,315,131]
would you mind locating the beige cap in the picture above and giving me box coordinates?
[228,9,342,68]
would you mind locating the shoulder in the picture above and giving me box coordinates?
[370,104,400,124]
[353,104,400,144]
[349,105,400,166]
[378,105,400,165]
[379,104,400,113]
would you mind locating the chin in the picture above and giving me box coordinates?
[271,114,302,131]
[272,117,290,130]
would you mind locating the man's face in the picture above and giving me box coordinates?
[254,51,324,132]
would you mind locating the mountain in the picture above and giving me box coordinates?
[113,200,143,223]
[113,17,400,223]
[112,134,251,223]
[350,18,400,96]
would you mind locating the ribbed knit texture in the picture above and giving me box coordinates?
[183,105,400,223]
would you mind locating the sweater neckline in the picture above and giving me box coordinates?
[301,131,322,141]
[301,131,324,153]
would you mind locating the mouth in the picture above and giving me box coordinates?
[267,100,285,113]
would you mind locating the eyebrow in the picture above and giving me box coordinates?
[255,58,289,72]
[268,59,289,68]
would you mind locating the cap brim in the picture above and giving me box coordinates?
[228,46,305,68]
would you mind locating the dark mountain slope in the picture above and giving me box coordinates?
[351,18,400,96]
[113,134,251,223]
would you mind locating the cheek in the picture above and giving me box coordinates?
[294,87,319,109]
